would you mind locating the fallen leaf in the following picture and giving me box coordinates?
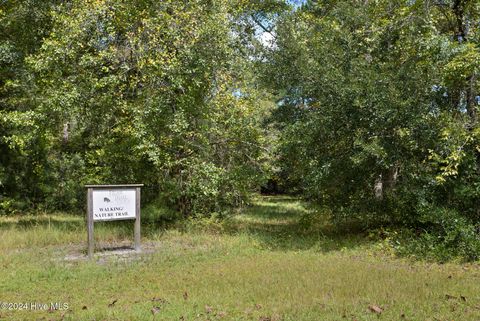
[59,311,67,321]
[151,297,168,304]
[368,305,383,314]
[255,304,263,310]
[445,294,456,300]
[151,306,161,315]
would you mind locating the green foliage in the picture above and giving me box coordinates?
[1,0,271,215]
[415,205,480,262]
[141,197,181,223]
[3,0,480,261]
[264,0,480,260]
[0,0,59,211]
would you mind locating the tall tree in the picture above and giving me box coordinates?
[24,0,269,214]
[0,0,60,211]
[265,0,480,240]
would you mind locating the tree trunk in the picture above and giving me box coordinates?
[374,174,383,200]
[374,166,399,200]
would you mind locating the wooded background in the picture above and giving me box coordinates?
[1,0,480,260]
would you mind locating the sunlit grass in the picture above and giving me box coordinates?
[1,196,480,320]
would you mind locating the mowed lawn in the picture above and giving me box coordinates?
[1,196,480,321]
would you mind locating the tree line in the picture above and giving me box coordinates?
[1,0,480,260]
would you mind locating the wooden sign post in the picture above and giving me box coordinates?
[85,184,143,259]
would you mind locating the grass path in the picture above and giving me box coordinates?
[1,196,480,320]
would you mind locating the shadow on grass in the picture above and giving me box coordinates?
[0,215,83,231]
[0,195,372,253]
[225,195,373,253]
[0,214,172,239]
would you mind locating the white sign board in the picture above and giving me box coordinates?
[92,189,136,221]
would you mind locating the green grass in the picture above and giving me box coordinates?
[1,196,480,320]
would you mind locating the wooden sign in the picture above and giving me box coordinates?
[85,184,143,258]
[92,189,136,221]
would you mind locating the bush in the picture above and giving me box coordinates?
[142,198,182,224]
[0,197,22,215]
[394,205,480,262]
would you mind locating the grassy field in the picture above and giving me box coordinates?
[1,196,480,321]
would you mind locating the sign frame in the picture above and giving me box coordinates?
[85,184,143,258]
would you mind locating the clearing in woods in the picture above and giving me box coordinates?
[1,195,480,320]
